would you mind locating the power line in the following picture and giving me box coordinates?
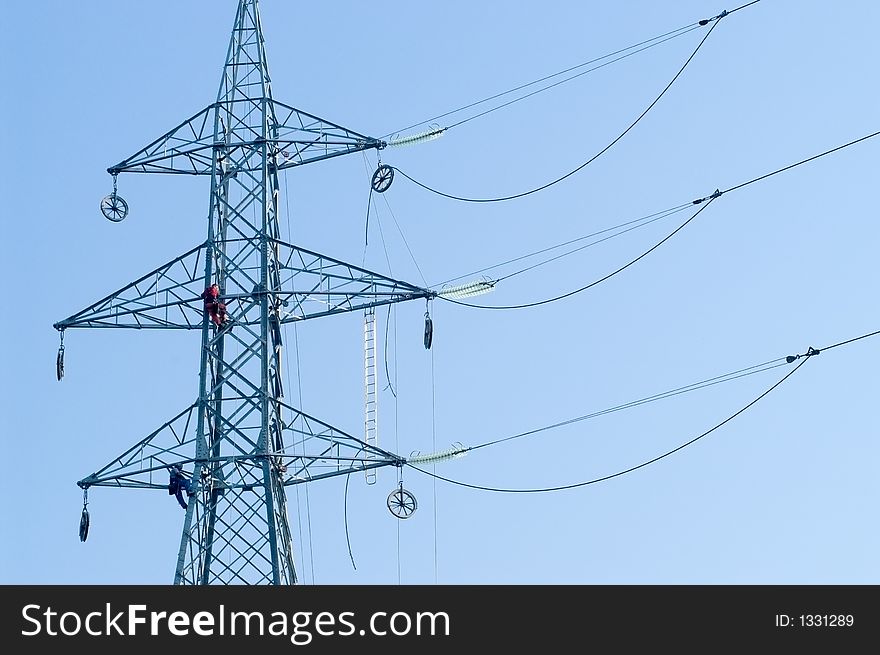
[391,18,723,203]
[442,196,717,310]
[405,328,878,493]
[409,358,808,493]
[381,23,701,140]
[708,130,880,200]
[441,129,879,310]
[468,357,789,452]
[431,203,692,288]
[383,2,762,141]
[495,205,692,283]
[724,0,764,18]
[443,27,703,132]
[820,329,880,353]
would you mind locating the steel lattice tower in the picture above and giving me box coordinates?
[55,0,434,585]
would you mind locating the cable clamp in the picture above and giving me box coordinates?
[786,346,821,364]
[692,188,723,205]
[699,9,729,26]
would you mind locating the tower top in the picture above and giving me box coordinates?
[218,0,272,104]
[104,0,383,178]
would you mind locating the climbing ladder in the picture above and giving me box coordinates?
[364,307,378,484]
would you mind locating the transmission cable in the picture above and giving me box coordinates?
[409,357,807,493]
[494,204,691,283]
[823,330,880,351]
[468,356,788,452]
[406,328,878,493]
[384,3,761,143]
[440,129,880,310]
[716,130,880,197]
[390,9,732,203]
[444,195,716,310]
[432,202,692,288]
[442,24,700,132]
[382,22,701,140]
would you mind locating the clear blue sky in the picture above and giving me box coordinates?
[1,0,877,585]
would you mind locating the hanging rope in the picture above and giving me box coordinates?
[343,455,362,571]
[282,169,316,585]
[384,304,397,398]
[430,344,438,583]
[363,186,373,258]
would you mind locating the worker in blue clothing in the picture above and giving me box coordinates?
[168,465,194,509]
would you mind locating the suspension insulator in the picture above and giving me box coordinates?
[79,506,90,542]
[424,314,433,350]
[371,164,394,193]
[408,442,468,464]
[387,126,445,148]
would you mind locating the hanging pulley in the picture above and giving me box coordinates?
[371,164,394,193]
[387,483,417,519]
[79,489,90,542]
[101,193,129,222]
[79,506,90,542]
[101,173,129,222]
[56,331,65,381]
[423,311,433,350]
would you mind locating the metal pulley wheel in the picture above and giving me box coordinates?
[79,506,90,542]
[101,193,129,222]
[387,485,417,519]
[56,345,65,381]
[423,313,433,350]
[371,164,394,193]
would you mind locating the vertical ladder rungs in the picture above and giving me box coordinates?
[364,308,378,485]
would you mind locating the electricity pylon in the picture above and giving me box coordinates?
[55,0,434,585]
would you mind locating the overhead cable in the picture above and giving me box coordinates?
[391,16,726,203]
[409,327,880,492]
[441,130,879,310]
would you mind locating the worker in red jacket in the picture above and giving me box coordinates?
[202,284,228,327]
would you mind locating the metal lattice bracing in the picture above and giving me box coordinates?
[105,0,382,178]
[75,399,403,584]
[53,241,433,331]
[59,0,426,585]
